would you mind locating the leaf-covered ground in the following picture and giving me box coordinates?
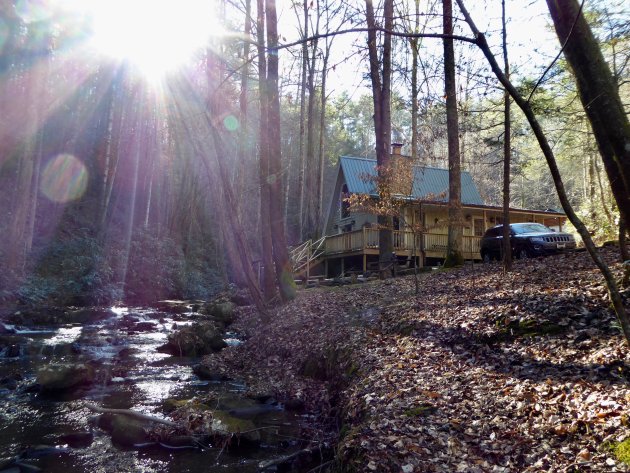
[200,247,630,472]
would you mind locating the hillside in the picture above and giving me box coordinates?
[200,248,630,472]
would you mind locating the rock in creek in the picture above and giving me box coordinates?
[229,291,251,307]
[211,411,260,443]
[200,302,235,326]
[0,323,15,334]
[154,300,192,314]
[9,307,113,326]
[160,322,226,357]
[36,363,95,392]
[192,364,230,381]
[58,431,94,448]
[0,373,22,390]
[0,467,20,473]
[97,413,150,447]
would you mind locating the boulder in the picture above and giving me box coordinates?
[110,415,149,447]
[134,321,157,332]
[162,435,196,449]
[230,291,251,307]
[155,300,190,314]
[201,302,235,326]
[28,342,81,358]
[0,323,15,335]
[36,363,95,392]
[211,411,260,443]
[4,344,21,358]
[58,431,94,448]
[9,307,66,325]
[161,322,226,357]
[283,398,305,412]
[0,466,20,473]
[66,308,113,324]
[0,375,20,390]
[192,364,230,381]
[98,413,149,447]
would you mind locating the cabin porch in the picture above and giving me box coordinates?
[310,205,567,277]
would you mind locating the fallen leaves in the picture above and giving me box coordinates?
[199,247,630,472]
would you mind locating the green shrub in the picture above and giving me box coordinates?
[18,233,120,306]
[123,232,184,303]
[615,438,630,465]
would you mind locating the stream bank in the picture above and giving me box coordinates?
[0,295,332,472]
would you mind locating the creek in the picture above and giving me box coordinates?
[0,305,305,472]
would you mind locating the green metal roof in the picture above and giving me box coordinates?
[339,156,485,205]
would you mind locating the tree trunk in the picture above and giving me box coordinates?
[588,151,596,223]
[236,0,252,207]
[297,0,309,241]
[365,0,394,275]
[546,0,630,236]
[202,51,268,316]
[303,2,320,241]
[410,0,420,161]
[443,0,463,267]
[256,0,277,301]
[120,94,142,295]
[620,216,629,262]
[99,71,126,234]
[456,0,630,345]
[265,0,296,301]
[593,151,614,229]
[316,38,330,237]
[501,0,512,271]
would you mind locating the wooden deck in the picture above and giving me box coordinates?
[324,228,482,261]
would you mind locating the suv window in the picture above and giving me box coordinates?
[512,223,551,234]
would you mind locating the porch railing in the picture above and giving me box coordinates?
[324,228,481,259]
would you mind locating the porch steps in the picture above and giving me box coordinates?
[289,237,326,278]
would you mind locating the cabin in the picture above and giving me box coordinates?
[308,145,567,277]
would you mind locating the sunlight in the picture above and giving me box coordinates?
[84,0,219,80]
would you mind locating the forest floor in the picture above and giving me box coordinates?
[200,247,630,472]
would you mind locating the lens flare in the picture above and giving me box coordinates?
[41,153,88,203]
[223,115,239,132]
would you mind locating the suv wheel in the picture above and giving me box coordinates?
[481,251,491,264]
[518,248,530,259]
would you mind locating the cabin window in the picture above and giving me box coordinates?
[393,216,401,231]
[473,218,484,237]
[413,209,423,227]
[340,184,350,219]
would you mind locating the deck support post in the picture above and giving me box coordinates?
[341,257,345,277]
[362,253,367,274]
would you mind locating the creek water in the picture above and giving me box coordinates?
[0,306,303,472]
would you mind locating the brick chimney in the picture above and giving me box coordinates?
[392,142,403,155]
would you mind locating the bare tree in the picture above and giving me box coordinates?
[545,0,630,244]
[265,0,296,301]
[501,0,512,271]
[365,0,394,275]
[256,0,277,301]
[455,0,630,345]
[443,0,463,267]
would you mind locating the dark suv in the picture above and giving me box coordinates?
[480,223,576,262]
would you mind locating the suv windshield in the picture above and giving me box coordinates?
[511,223,551,234]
